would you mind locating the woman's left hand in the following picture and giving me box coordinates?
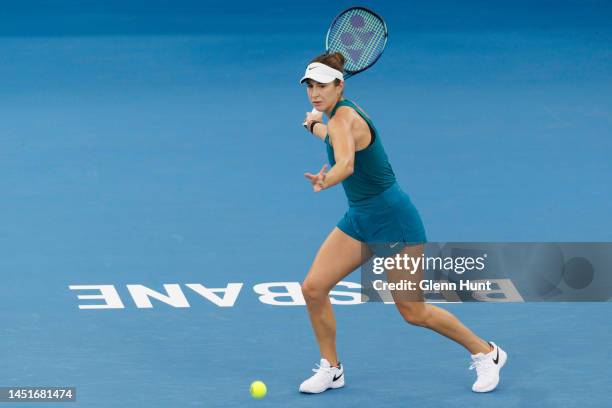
[304,164,328,192]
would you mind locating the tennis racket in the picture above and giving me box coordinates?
[303,6,388,126]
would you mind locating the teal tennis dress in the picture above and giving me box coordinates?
[325,99,427,255]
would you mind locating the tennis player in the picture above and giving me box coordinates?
[298,52,508,394]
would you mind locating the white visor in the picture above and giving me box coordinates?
[300,62,344,84]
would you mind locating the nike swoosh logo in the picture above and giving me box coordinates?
[390,242,400,248]
[333,372,343,382]
[308,66,317,70]
[492,348,499,364]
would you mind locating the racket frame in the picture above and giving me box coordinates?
[303,6,388,127]
[324,6,388,79]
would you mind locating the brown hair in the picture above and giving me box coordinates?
[310,52,345,85]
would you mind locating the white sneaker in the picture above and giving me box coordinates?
[299,358,345,394]
[469,342,507,392]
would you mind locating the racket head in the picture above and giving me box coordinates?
[325,6,388,78]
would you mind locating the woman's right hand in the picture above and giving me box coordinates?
[303,111,323,131]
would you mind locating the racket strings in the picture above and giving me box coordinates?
[327,9,386,74]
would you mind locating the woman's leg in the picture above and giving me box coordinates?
[301,227,371,365]
[387,244,491,355]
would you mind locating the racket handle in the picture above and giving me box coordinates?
[303,108,321,129]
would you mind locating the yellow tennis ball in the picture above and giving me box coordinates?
[250,380,267,399]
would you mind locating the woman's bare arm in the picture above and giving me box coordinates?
[318,110,355,189]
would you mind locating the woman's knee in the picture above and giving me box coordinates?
[397,303,430,327]
[301,280,329,303]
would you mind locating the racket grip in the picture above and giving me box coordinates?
[302,108,321,129]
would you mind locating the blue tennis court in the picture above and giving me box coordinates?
[1,1,611,406]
